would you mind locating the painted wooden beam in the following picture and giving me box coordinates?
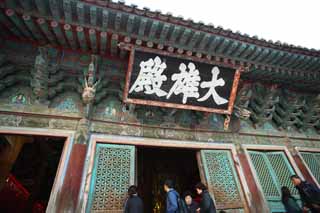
[157,43,164,50]
[208,36,223,53]
[126,14,135,35]
[265,50,280,64]
[49,0,62,21]
[90,4,97,26]
[198,33,212,52]
[138,18,147,38]
[5,9,33,39]
[22,14,45,41]
[120,47,128,59]
[169,25,181,44]
[179,28,192,47]
[89,28,97,53]
[100,31,107,55]
[18,0,34,11]
[216,38,231,55]
[110,33,119,56]
[0,10,23,37]
[75,1,85,25]
[51,21,68,46]
[64,24,77,50]
[76,26,87,51]
[295,56,312,70]
[102,10,109,30]
[291,55,306,69]
[225,40,240,57]
[159,23,170,43]
[114,12,122,32]
[235,43,249,58]
[240,45,255,60]
[277,52,291,66]
[148,20,159,40]
[63,0,73,23]
[255,49,271,63]
[248,47,263,61]
[34,0,49,16]
[135,39,142,46]
[305,58,319,71]
[147,41,154,48]
[37,18,57,45]
[271,51,285,65]
[188,31,202,49]
[286,54,301,69]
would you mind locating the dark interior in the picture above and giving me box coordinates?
[0,135,65,213]
[137,147,201,213]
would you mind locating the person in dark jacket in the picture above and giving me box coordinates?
[281,186,302,213]
[164,179,180,213]
[124,185,143,213]
[195,182,216,213]
[183,191,198,213]
[291,175,320,213]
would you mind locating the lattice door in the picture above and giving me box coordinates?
[248,151,299,212]
[199,150,244,210]
[86,144,135,213]
[300,152,320,184]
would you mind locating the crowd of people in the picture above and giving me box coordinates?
[124,180,217,213]
[124,175,320,213]
[281,175,320,213]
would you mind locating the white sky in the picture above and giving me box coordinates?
[124,0,320,50]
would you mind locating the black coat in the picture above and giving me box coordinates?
[124,195,144,213]
[296,181,320,212]
[199,191,216,213]
[186,201,198,213]
[296,181,320,206]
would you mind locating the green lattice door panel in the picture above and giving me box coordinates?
[248,151,300,212]
[199,150,244,210]
[86,144,135,213]
[300,152,320,184]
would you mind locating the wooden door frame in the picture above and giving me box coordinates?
[242,144,304,213]
[81,133,251,213]
[294,147,320,188]
[0,126,75,213]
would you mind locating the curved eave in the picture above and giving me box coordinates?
[0,0,319,92]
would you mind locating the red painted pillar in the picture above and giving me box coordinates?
[293,155,316,184]
[238,152,268,213]
[57,143,88,212]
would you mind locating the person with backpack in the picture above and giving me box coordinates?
[281,186,302,213]
[164,179,181,213]
[195,182,216,213]
[291,175,320,213]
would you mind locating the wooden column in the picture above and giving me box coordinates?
[238,152,268,213]
[292,155,315,184]
[57,142,87,212]
[0,135,33,190]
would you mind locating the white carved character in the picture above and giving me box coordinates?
[198,66,228,105]
[167,62,201,104]
[129,56,168,97]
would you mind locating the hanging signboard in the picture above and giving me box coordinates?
[123,46,241,115]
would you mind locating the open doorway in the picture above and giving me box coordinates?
[0,135,65,213]
[137,147,201,212]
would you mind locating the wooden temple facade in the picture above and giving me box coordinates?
[0,0,319,212]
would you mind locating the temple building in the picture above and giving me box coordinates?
[0,0,319,212]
